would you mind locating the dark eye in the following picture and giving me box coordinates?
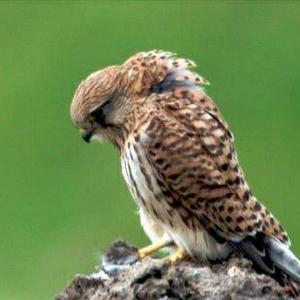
[90,100,112,128]
[90,106,105,125]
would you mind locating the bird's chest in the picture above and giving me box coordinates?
[121,141,165,216]
[121,141,230,261]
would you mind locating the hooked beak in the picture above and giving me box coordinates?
[80,128,94,143]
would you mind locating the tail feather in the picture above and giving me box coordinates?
[264,236,300,283]
[229,233,300,297]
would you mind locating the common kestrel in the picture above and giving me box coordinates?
[70,50,300,296]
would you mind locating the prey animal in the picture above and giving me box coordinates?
[70,50,300,295]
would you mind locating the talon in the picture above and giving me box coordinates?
[165,248,189,264]
[138,239,173,258]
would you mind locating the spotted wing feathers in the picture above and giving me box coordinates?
[138,90,295,292]
[140,90,290,245]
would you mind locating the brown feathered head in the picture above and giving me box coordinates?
[70,50,208,145]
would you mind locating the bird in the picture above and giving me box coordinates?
[70,50,300,296]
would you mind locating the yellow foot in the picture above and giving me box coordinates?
[164,248,189,264]
[138,239,174,258]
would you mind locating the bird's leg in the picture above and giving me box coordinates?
[164,248,189,263]
[138,239,174,258]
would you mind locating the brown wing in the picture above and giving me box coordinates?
[140,91,290,245]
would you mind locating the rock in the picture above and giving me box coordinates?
[55,240,291,300]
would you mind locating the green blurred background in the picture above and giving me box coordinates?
[1,1,300,299]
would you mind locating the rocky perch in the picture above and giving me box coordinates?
[55,240,292,300]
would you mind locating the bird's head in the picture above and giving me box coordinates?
[70,50,208,146]
[70,65,129,145]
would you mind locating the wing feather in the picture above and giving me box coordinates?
[139,91,289,245]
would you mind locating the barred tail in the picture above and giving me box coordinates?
[229,233,300,298]
[265,237,300,282]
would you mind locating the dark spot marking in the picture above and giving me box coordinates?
[190,204,197,210]
[201,183,227,190]
[152,206,160,219]
[254,202,262,211]
[169,173,180,181]
[179,186,188,193]
[207,144,216,151]
[235,226,243,233]
[228,206,234,213]
[227,153,232,160]
[226,216,233,223]
[134,135,140,143]
[161,188,172,198]
[155,158,164,165]
[220,163,229,171]
[234,177,241,185]
[256,220,263,228]
[236,216,244,223]
[154,142,161,149]
[233,165,239,172]
[185,193,197,199]
[243,191,250,201]
[196,196,206,203]
[220,135,226,142]
[218,205,225,212]
[246,225,254,232]
[169,199,181,209]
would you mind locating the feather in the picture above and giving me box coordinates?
[229,234,300,297]
[123,50,209,95]
[264,236,300,283]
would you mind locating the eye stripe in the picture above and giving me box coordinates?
[90,106,106,126]
[90,99,113,128]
